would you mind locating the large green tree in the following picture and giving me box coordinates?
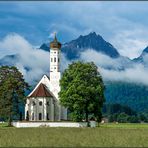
[59,61,105,125]
[0,66,29,126]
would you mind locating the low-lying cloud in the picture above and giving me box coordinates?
[80,49,148,85]
[0,34,148,86]
[0,33,50,84]
[110,29,148,59]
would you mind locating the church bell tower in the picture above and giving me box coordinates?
[49,33,61,100]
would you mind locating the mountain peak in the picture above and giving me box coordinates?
[79,31,102,40]
[62,32,120,59]
[78,32,97,39]
[40,32,120,60]
[88,31,97,36]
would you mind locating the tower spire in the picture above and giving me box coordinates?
[54,32,57,41]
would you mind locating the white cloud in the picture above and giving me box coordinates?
[0,33,72,84]
[111,29,148,59]
[80,49,148,85]
[100,64,148,85]
[0,33,50,84]
[1,34,148,86]
[80,49,132,70]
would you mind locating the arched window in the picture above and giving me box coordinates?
[47,113,49,120]
[58,58,60,63]
[33,101,36,106]
[39,113,42,120]
[39,101,42,106]
[47,101,49,106]
[54,57,56,62]
[32,113,34,120]
[51,58,53,62]
[26,111,29,121]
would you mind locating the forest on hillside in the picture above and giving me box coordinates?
[103,81,148,122]
[105,81,148,113]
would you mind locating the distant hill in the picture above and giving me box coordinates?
[105,81,148,113]
[0,54,20,66]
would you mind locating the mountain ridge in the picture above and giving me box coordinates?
[40,32,121,60]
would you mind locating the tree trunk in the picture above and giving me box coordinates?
[8,115,12,127]
[86,113,89,127]
[85,108,89,127]
[19,112,22,121]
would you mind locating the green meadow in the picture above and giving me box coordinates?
[0,123,148,147]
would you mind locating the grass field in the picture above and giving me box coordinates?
[0,123,148,147]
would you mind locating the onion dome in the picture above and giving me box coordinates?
[50,33,61,49]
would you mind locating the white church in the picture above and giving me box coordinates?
[25,34,67,121]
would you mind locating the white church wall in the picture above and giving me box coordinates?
[49,72,61,100]
[12,122,88,128]
[25,99,29,119]
[25,97,59,122]
[49,98,54,121]
[50,50,61,73]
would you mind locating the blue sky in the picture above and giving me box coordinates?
[1,1,148,58]
[1,1,148,85]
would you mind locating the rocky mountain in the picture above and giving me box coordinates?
[40,32,120,60]
[61,32,120,60]
[39,32,134,70]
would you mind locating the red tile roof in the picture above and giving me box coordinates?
[29,83,53,97]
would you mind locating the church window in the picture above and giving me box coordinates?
[26,111,29,121]
[33,101,35,106]
[32,113,34,120]
[51,58,53,62]
[54,57,56,62]
[47,101,49,106]
[39,101,42,106]
[39,113,42,120]
[47,113,49,120]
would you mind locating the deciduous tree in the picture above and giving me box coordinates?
[59,61,105,126]
[0,66,29,126]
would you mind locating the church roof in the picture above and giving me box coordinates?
[28,75,50,97]
[29,83,54,98]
